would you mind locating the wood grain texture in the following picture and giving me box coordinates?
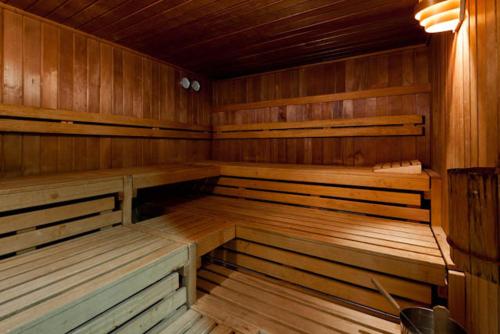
[0,1,426,78]
[214,85,431,113]
[447,169,499,334]
[0,6,211,178]
[430,0,500,234]
[195,264,400,334]
[213,115,424,139]
[212,46,431,166]
[428,3,500,332]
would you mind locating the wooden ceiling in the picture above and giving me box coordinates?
[2,0,426,78]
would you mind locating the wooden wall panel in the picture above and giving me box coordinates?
[212,46,431,166]
[430,0,500,234]
[0,6,211,178]
[431,5,499,332]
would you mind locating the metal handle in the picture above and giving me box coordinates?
[371,278,401,312]
[371,277,424,334]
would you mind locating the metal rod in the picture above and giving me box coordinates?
[371,278,424,334]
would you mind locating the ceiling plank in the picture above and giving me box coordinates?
[2,0,426,78]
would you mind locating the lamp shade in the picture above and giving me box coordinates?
[415,0,461,33]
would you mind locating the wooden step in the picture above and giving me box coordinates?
[0,227,189,334]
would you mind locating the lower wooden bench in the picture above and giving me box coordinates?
[0,226,189,334]
[167,195,446,315]
[194,264,400,334]
[130,162,451,317]
[133,211,235,258]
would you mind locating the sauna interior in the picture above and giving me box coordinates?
[0,0,498,333]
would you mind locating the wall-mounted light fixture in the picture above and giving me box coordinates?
[180,77,191,89]
[179,77,201,92]
[191,80,201,92]
[415,0,465,33]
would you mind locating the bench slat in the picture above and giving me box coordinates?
[213,186,430,222]
[214,124,423,139]
[204,264,399,333]
[0,178,123,211]
[237,226,445,285]
[135,214,235,257]
[0,119,210,139]
[0,238,187,333]
[181,199,436,243]
[217,177,421,206]
[215,254,412,317]
[133,166,220,190]
[223,239,431,303]
[61,273,180,334]
[158,309,203,334]
[0,197,115,234]
[0,228,123,273]
[209,162,431,191]
[0,232,144,291]
[144,306,188,334]
[112,288,186,334]
[196,283,303,334]
[197,205,437,249]
[0,103,210,132]
[0,237,164,313]
[182,205,439,255]
[187,196,433,234]
[0,210,123,256]
[215,115,424,132]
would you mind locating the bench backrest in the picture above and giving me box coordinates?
[0,173,128,257]
[207,162,439,224]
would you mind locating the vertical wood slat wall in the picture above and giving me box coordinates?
[0,6,212,178]
[430,0,500,234]
[211,46,431,166]
[430,1,499,333]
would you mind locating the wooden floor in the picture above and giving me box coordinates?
[157,309,234,334]
[194,264,400,334]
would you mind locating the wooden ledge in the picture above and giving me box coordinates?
[0,104,210,139]
[196,161,431,191]
[213,84,431,113]
[213,115,424,139]
[0,104,210,132]
[0,163,220,195]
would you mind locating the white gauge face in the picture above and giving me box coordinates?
[191,80,201,92]
[180,77,191,89]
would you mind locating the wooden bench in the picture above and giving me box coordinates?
[0,163,219,225]
[132,212,235,259]
[0,172,193,333]
[160,161,451,315]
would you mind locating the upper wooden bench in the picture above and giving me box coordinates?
[159,161,450,315]
[0,163,219,225]
[114,163,219,193]
[0,166,216,333]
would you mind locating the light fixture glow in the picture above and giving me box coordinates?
[191,80,201,92]
[415,0,461,33]
[180,77,190,89]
